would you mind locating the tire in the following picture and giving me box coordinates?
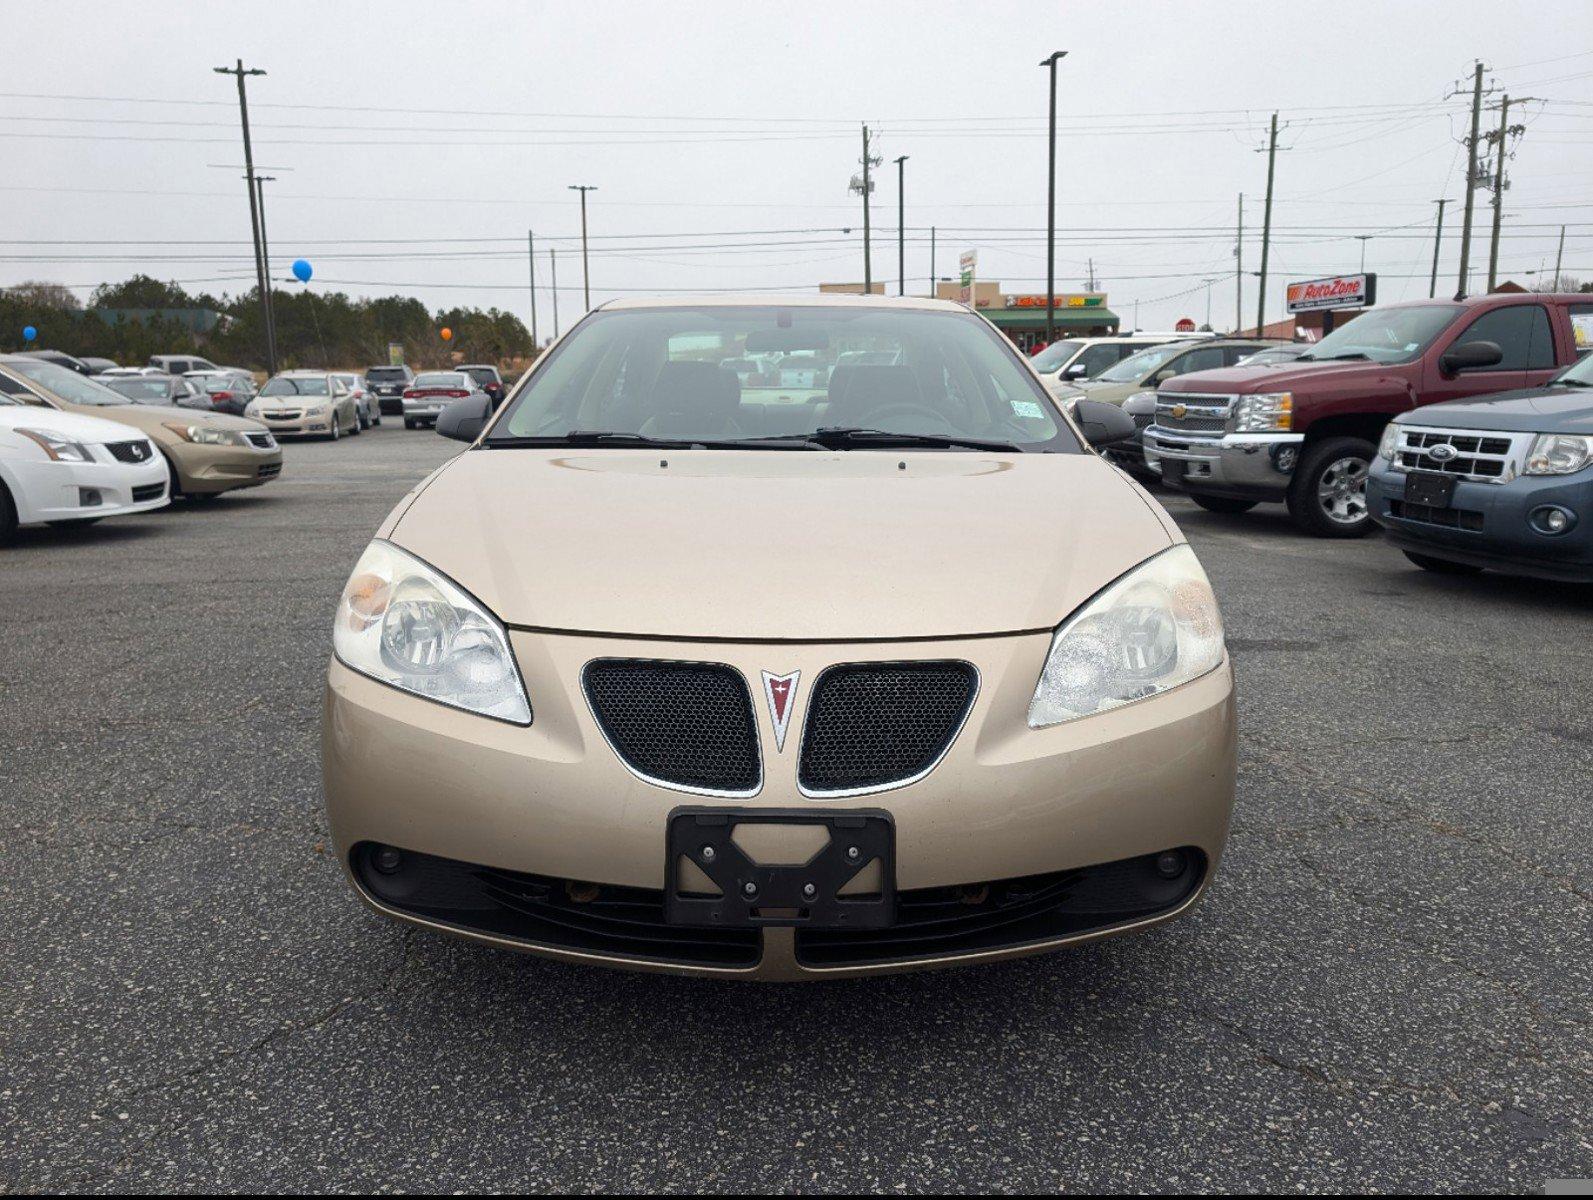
[1403,550,1484,575]
[1190,495,1258,515]
[1286,436,1377,538]
[329,418,341,442]
[0,482,19,546]
[405,419,418,430]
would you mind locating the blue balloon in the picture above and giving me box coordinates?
[22,325,37,342]
[291,258,313,283]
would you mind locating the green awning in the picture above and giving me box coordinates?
[980,306,1120,330]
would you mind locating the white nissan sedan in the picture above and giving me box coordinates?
[0,392,169,543]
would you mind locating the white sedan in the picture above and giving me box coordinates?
[0,395,170,543]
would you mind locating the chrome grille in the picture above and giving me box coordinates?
[1393,425,1525,483]
[1153,394,1232,435]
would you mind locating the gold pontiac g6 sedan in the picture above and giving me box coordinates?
[0,356,283,499]
[323,297,1237,980]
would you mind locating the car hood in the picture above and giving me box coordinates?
[389,449,1175,640]
[1158,359,1382,395]
[1399,386,1593,433]
[0,405,151,443]
[1071,379,1145,406]
[58,402,267,435]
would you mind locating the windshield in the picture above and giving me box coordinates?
[4,357,131,406]
[460,367,498,384]
[1299,304,1460,364]
[487,305,1078,451]
[1553,352,1593,386]
[367,367,409,381]
[1030,340,1083,373]
[261,376,330,397]
[104,378,174,402]
[415,372,466,388]
[1094,342,1187,384]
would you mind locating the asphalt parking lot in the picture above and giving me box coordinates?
[2,425,1589,1193]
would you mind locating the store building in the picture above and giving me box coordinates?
[932,283,1120,351]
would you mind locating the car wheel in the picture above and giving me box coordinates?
[1190,495,1258,515]
[1403,550,1484,575]
[329,419,341,442]
[405,419,417,430]
[1286,436,1377,538]
[0,482,18,546]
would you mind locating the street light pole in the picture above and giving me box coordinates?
[527,230,538,348]
[1356,235,1372,273]
[253,175,277,370]
[1040,51,1067,346]
[894,155,908,296]
[568,185,597,310]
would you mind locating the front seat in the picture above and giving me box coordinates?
[639,361,744,440]
[822,364,925,429]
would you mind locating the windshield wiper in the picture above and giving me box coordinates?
[802,427,1024,452]
[1552,377,1593,388]
[1300,351,1372,362]
[483,430,702,448]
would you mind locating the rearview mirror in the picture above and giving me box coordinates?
[1439,339,1503,375]
[745,328,832,352]
[1071,398,1138,448]
[436,393,492,442]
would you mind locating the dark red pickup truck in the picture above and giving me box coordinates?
[1142,293,1593,536]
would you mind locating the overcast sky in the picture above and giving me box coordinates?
[3,0,1591,335]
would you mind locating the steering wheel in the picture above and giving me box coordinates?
[858,402,956,435]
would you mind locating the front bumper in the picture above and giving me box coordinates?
[167,440,284,494]
[323,630,1237,979]
[255,410,335,438]
[7,451,169,524]
[1143,428,1303,499]
[1368,463,1593,581]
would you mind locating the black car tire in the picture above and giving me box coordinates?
[1190,495,1258,514]
[1286,436,1377,538]
[405,419,418,430]
[0,482,19,546]
[1403,550,1484,575]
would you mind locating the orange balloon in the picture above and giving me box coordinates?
[440,327,453,341]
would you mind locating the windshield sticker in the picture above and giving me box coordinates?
[1010,399,1045,419]
[1572,312,1593,351]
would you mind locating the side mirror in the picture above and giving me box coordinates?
[1439,339,1503,376]
[1154,368,1176,384]
[436,393,492,442]
[1071,398,1138,448]
[1063,363,1088,379]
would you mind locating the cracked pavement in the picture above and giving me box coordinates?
[1,428,1588,1192]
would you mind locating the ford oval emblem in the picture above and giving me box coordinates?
[1426,443,1458,463]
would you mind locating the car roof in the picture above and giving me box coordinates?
[596,293,967,312]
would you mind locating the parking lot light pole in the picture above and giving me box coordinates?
[568,185,597,310]
[1040,51,1067,345]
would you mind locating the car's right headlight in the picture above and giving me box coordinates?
[1028,544,1225,729]
[1378,423,1402,463]
[1524,433,1593,476]
[333,540,531,725]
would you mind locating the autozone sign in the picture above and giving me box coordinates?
[1286,273,1377,313]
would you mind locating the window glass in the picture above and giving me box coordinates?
[5,357,129,405]
[1165,346,1227,376]
[261,376,331,397]
[1455,305,1554,371]
[1298,304,1460,364]
[1030,340,1083,373]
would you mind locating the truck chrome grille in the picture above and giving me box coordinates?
[1153,393,1232,435]
[1393,425,1524,483]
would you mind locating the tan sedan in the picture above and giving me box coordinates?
[323,296,1237,980]
[0,356,282,498]
[246,371,360,440]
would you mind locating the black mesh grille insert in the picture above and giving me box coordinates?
[584,660,760,794]
[798,661,977,794]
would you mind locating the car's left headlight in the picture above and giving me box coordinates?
[1525,433,1593,476]
[16,427,95,463]
[1028,544,1225,728]
[332,539,531,725]
[162,422,242,446]
[1232,392,1293,432]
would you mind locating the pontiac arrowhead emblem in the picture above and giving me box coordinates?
[761,670,800,753]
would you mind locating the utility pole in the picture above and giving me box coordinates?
[929,225,936,298]
[1040,50,1067,345]
[527,230,538,348]
[568,185,597,310]
[214,59,274,374]
[1356,235,1372,273]
[1255,113,1281,337]
[1455,61,1486,298]
[550,248,560,339]
[894,154,908,296]
[1235,193,1243,334]
[1553,224,1566,290]
[253,175,277,370]
[1086,257,1096,292]
[852,125,875,292]
[1429,198,1448,298]
[1486,94,1531,291]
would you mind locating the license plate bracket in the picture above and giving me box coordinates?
[1405,470,1456,508]
[665,808,896,929]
